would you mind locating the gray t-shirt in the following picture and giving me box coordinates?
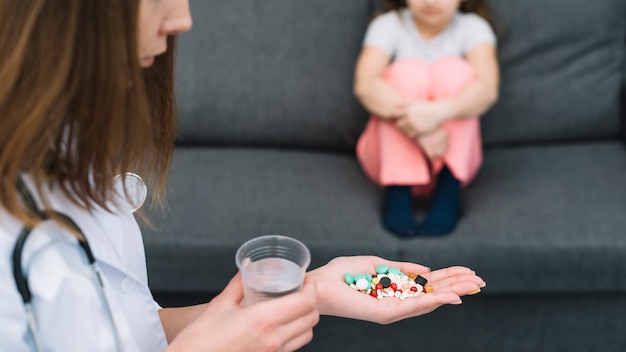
[363,9,496,63]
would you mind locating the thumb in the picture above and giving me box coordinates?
[214,272,245,306]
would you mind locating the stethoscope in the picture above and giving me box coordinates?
[11,174,147,352]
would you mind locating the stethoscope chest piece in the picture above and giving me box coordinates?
[113,172,147,212]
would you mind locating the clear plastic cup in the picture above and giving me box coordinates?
[235,235,311,306]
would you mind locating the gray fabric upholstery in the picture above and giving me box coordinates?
[143,142,626,293]
[622,29,626,78]
[176,0,372,151]
[149,2,626,350]
[482,0,626,145]
[176,0,626,149]
[302,294,626,352]
[143,147,396,291]
[403,142,626,293]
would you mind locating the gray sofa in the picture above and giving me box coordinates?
[143,0,626,351]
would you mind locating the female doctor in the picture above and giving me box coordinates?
[0,0,486,351]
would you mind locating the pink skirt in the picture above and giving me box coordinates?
[356,57,482,191]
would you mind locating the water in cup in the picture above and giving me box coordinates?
[236,235,310,306]
[240,257,303,305]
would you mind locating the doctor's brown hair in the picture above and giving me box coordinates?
[380,0,497,32]
[0,0,177,226]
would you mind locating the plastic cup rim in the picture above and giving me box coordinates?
[235,235,311,271]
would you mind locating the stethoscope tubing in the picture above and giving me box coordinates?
[11,178,123,352]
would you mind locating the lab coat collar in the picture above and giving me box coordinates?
[20,176,141,283]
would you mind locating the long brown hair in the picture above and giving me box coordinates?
[0,0,177,227]
[380,0,497,33]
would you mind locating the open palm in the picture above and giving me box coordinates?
[308,256,485,324]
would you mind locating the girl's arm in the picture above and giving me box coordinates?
[398,43,499,136]
[353,46,409,120]
[439,43,500,121]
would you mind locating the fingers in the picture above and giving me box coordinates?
[279,308,318,351]
[422,267,485,297]
[431,273,485,291]
[409,290,463,311]
[414,126,448,160]
[431,278,483,297]
[389,101,410,120]
[373,291,463,324]
[447,281,483,297]
[426,145,446,160]
[253,276,318,325]
[396,118,418,138]
[421,266,476,282]
[318,257,485,326]
[251,277,319,351]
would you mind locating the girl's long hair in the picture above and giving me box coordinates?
[380,0,497,32]
[0,0,177,226]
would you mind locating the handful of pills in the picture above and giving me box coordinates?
[344,264,433,300]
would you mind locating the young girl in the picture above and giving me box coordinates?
[0,0,485,350]
[354,0,500,237]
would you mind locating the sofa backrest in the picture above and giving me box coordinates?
[482,0,626,145]
[175,0,626,150]
[175,0,373,151]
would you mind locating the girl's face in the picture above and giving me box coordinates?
[406,0,463,29]
[137,0,193,67]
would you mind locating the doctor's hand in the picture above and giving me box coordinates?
[308,256,485,325]
[167,273,319,352]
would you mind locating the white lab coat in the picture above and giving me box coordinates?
[0,177,168,351]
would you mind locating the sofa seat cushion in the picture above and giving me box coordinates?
[143,147,395,292]
[143,143,626,294]
[403,141,626,294]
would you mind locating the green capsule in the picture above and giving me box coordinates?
[353,273,367,282]
[344,273,354,285]
[375,264,389,274]
[388,267,402,276]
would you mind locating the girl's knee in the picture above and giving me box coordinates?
[430,57,476,97]
[431,57,474,77]
[383,59,431,93]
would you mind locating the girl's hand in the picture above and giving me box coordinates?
[168,274,319,352]
[308,256,485,325]
[416,126,449,161]
[396,100,453,136]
